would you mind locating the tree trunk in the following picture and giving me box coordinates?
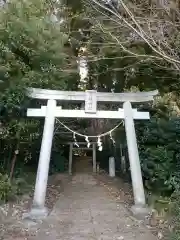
[9,142,19,181]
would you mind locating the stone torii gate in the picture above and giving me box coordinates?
[25,88,158,219]
[68,142,97,175]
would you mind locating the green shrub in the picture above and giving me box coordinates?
[168,191,180,239]
[13,177,28,195]
[0,171,35,203]
[136,117,180,194]
[140,146,174,193]
[0,173,17,203]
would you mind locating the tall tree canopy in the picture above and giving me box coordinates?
[0,0,78,109]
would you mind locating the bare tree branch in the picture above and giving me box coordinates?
[86,0,180,70]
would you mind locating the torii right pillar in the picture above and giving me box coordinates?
[123,101,150,218]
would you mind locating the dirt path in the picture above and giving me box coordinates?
[25,173,157,240]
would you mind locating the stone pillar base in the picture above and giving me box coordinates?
[131,204,152,220]
[23,206,49,223]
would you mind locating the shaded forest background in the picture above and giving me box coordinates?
[0,0,180,238]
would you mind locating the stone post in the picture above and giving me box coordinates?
[30,99,56,218]
[120,144,126,173]
[123,101,146,213]
[96,163,100,173]
[69,143,73,175]
[121,156,126,173]
[93,143,96,173]
[109,156,115,177]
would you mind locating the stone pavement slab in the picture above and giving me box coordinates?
[27,173,157,240]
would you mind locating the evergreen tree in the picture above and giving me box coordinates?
[0,0,78,109]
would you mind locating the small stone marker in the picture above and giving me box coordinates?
[109,156,115,177]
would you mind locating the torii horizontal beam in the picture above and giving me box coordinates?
[67,142,97,144]
[72,147,93,150]
[27,107,150,120]
[27,88,158,103]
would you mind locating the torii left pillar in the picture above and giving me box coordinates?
[24,99,56,219]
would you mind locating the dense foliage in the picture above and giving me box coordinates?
[0,0,77,202]
[137,117,180,194]
[0,0,180,237]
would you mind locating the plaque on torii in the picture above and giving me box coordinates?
[85,90,97,113]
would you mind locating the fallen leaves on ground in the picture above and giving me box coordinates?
[0,173,69,240]
[94,172,172,240]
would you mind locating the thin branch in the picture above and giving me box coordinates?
[89,0,180,68]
